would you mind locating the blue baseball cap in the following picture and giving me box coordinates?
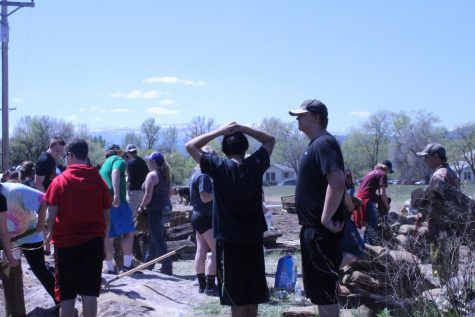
[145,151,165,166]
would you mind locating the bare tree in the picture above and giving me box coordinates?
[141,118,161,149]
[452,123,475,179]
[258,117,306,174]
[159,126,179,154]
[361,111,391,168]
[185,116,215,139]
[123,131,143,150]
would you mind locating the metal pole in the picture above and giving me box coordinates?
[1,0,9,171]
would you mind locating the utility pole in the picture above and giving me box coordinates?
[1,0,34,171]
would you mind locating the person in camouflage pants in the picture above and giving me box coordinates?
[416,143,464,285]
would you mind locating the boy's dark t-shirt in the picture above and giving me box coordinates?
[0,193,7,212]
[295,132,345,227]
[35,152,57,190]
[200,147,270,242]
[126,156,149,191]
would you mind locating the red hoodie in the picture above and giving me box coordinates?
[44,164,112,248]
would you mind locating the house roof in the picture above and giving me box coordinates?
[271,163,294,172]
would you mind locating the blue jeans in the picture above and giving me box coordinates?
[145,206,172,274]
[364,201,379,245]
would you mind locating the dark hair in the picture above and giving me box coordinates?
[49,136,66,148]
[310,111,328,129]
[67,139,88,160]
[221,132,249,157]
[9,171,19,180]
[19,161,35,180]
[105,150,122,158]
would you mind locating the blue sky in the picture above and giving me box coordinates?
[5,1,475,135]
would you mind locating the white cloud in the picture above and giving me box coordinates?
[110,108,132,113]
[159,99,175,106]
[349,111,372,118]
[184,80,207,87]
[126,90,142,99]
[146,107,179,115]
[143,90,161,99]
[110,92,125,98]
[111,90,161,99]
[143,76,180,84]
[80,106,99,112]
[66,114,79,121]
[13,97,23,104]
[143,75,207,87]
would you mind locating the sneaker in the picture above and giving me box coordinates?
[102,266,118,275]
[204,286,219,297]
[121,265,143,275]
[159,268,173,276]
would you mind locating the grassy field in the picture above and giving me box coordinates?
[264,184,475,206]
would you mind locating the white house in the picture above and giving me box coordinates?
[263,163,296,184]
[450,161,474,184]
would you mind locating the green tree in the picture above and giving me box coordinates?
[164,151,195,185]
[10,116,74,165]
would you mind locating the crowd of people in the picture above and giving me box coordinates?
[0,99,463,317]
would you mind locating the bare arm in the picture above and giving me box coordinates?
[139,172,158,210]
[321,169,346,233]
[0,213,19,267]
[36,201,47,233]
[185,123,233,163]
[237,125,275,156]
[186,122,275,162]
[34,175,46,193]
[111,169,121,208]
[199,192,213,203]
[46,205,58,235]
[103,208,110,237]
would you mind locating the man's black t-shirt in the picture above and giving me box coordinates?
[35,152,57,191]
[0,193,7,212]
[127,156,149,191]
[200,147,270,242]
[295,131,345,227]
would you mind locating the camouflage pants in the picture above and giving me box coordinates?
[431,232,459,285]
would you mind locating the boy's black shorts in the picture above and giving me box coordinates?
[54,237,104,301]
[216,239,269,306]
[300,226,342,305]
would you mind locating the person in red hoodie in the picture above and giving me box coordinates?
[44,139,111,317]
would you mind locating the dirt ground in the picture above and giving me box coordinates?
[1,192,415,317]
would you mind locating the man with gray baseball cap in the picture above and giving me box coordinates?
[416,142,460,285]
[416,143,447,161]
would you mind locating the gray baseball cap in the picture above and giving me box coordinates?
[416,143,446,159]
[125,144,138,152]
